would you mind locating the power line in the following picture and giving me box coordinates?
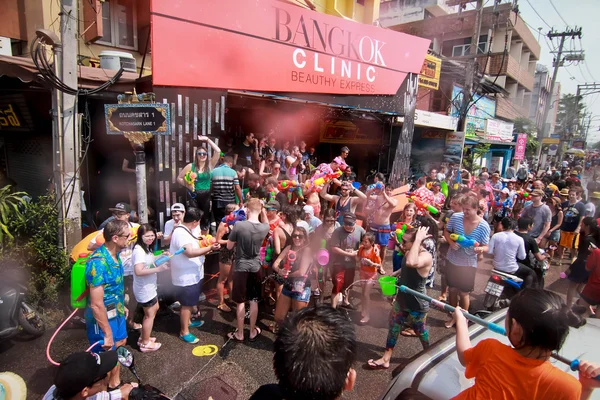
[548,0,569,27]
[524,0,552,29]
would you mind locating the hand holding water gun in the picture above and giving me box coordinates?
[368,182,384,191]
[395,224,413,243]
[222,209,246,227]
[516,190,530,200]
[199,234,217,248]
[408,195,439,215]
[449,233,480,249]
[278,180,298,191]
[184,171,197,187]
[151,248,185,269]
[305,170,342,192]
[281,250,297,278]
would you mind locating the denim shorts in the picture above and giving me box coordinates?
[281,286,311,302]
[548,230,560,242]
[176,282,202,307]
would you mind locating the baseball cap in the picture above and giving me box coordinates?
[54,351,118,398]
[266,200,281,211]
[171,203,185,212]
[531,189,545,197]
[303,205,314,217]
[109,202,132,213]
[343,212,357,226]
[501,188,510,194]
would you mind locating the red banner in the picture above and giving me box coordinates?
[514,133,527,160]
[150,0,430,95]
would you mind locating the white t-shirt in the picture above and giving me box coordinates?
[169,226,204,287]
[488,231,526,274]
[164,219,200,238]
[131,244,158,304]
[89,222,140,276]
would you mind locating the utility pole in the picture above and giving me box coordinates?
[576,83,600,148]
[60,0,82,249]
[537,27,582,166]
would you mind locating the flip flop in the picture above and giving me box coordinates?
[179,333,199,344]
[401,328,417,337]
[227,330,244,342]
[359,317,370,325]
[189,320,205,328]
[367,359,389,370]
[217,303,232,312]
[249,327,262,342]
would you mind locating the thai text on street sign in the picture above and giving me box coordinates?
[104,103,171,144]
[514,134,527,160]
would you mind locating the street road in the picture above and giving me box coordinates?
[0,254,569,400]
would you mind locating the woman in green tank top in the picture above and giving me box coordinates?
[177,136,221,233]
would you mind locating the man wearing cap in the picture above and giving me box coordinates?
[163,203,200,246]
[330,213,365,309]
[84,220,130,389]
[520,189,552,243]
[557,186,586,261]
[303,205,322,233]
[42,351,137,400]
[265,177,289,207]
[566,171,581,188]
[89,203,143,331]
[98,203,136,230]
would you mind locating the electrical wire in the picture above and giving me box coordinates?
[524,0,552,29]
[548,0,569,27]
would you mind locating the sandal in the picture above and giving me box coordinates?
[367,359,389,370]
[217,303,232,312]
[267,323,279,334]
[227,330,244,342]
[249,327,262,342]
[139,341,162,353]
[137,337,156,346]
[401,328,417,337]
[359,316,370,325]
[179,333,199,344]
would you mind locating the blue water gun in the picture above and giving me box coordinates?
[449,233,479,248]
[222,209,246,227]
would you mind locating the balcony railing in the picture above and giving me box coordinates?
[479,53,534,91]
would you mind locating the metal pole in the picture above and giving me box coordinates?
[60,0,82,249]
[134,146,148,223]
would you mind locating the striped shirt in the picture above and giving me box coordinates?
[446,212,490,268]
[210,164,239,208]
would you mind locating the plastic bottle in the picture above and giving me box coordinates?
[71,253,90,309]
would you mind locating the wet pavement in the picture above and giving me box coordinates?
[0,254,569,400]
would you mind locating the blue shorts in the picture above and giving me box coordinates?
[282,286,311,302]
[548,230,560,242]
[393,252,403,272]
[176,282,202,307]
[86,315,127,351]
[370,224,392,246]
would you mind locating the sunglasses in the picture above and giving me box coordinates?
[292,234,306,239]
[197,152,208,156]
[343,223,355,227]
[325,219,336,223]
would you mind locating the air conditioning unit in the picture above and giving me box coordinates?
[99,51,136,72]
[0,37,12,56]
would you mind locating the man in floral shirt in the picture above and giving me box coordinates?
[413,177,435,216]
[85,219,131,390]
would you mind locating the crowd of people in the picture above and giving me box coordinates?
[47,137,600,399]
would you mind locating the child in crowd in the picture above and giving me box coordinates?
[132,224,169,352]
[492,188,513,232]
[452,289,599,399]
[392,203,418,273]
[358,233,383,325]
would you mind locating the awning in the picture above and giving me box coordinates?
[0,55,139,92]
[464,135,516,146]
[227,90,400,116]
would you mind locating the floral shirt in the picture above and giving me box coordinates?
[85,245,125,322]
[414,186,435,216]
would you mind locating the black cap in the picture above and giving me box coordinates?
[109,202,132,213]
[54,351,118,397]
[343,212,357,225]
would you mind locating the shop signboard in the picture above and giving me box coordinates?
[414,109,458,131]
[444,131,466,165]
[418,54,441,90]
[151,0,430,95]
[514,133,527,160]
[484,119,514,142]
[449,86,496,135]
[104,104,171,136]
[0,94,33,132]
[572,140,585,150]
[319,119,380,145]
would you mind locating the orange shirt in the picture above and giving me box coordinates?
[358,246,382,272]
[452,339,581,400]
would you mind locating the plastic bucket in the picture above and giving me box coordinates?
[387,237,395,250]
[317,248,329,266]
[379,276,397,296]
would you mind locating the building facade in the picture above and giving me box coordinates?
[529,64,560,137]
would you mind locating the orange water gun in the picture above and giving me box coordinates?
[199,234,216,247]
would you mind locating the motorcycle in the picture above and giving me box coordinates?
[482,269,524,311]
[0,281,45,340]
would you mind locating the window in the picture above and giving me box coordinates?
[98,0,137,50]
[451,35,489,57]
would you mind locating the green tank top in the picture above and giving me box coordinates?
[191,163,211,191]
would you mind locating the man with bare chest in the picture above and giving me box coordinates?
[367,185,398,264]
[320,181,367,225]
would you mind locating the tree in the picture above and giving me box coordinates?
[513,117,539,157]
[555,94,584,141]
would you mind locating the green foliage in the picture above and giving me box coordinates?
[0,186,26,242]
[2,193,69,307]
[463,143,490,174]
[556,94,584,140]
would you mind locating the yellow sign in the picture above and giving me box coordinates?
[418,54,441,90]
[0,104,21,129]
[542,138,560,144]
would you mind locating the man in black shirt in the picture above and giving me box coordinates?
[514,217,549,287]
[234,132,258,168]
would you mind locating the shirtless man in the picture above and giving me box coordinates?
[366,184,398,265]
[320,181,367,225]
